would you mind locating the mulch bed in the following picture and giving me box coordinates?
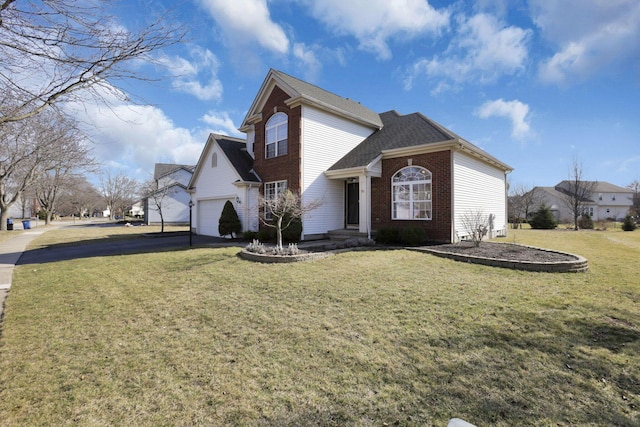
[431,242,578,262]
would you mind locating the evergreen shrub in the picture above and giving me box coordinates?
[529,204,557,229]
[375,227,400,244]
[622,215,637,231]
[578,213,594,229]
[399,226,426,246]
[218,200,242,238]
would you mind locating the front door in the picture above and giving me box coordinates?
[346,182,359,227]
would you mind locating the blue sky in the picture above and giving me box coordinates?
[78,0,640,190]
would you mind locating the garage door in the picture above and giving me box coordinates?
[198,199,229,236]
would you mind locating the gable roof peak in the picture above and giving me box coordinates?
[241,69,383,130]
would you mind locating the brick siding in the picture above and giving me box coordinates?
[252,86,301,193]
[371,151,453,242]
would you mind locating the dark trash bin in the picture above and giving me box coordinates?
[7,218,13,231]
[22,220,31,230]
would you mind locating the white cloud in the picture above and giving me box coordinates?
[197,0,289,54]
[63,85,208,180]
[301,0,449,60]
[531,0,640,84]
[201,111,243,136]
[405,13,531,91]
[476,98,531,139]
[157,46,223,101]
[293,43,322,81]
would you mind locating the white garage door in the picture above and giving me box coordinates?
[198,199,229,236]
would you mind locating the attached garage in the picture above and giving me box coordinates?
[197,198,230,236]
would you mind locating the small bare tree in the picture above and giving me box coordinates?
[557,158,597,230]
[460,209,490,247]
[258,190,321,251]
[141,178,177,232]
[628,180,640,216]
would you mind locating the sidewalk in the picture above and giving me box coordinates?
[0,225,58,327]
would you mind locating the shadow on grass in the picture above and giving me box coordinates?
[401,307,640,426]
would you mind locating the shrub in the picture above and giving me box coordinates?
[257,228,274,242]
[578,213,594,230]
[218,200,242,238]
[622,215,637,231]
[242,230,258,241]
[282,213,302,243]
[375,227,400,244]
[529,204,557,229]
[399,226,426,246]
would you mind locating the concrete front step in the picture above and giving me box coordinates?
[327,229,371,241]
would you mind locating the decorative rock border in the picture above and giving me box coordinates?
[409,244,588,273]
[239,249,330,263]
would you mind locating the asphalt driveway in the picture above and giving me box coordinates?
[16,226,237,266]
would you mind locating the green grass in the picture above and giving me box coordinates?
[0,227,638,426]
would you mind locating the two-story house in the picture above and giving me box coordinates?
[189,69,513,243]
[144,163,195,225]
[529,181,633,223]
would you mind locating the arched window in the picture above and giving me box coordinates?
[265,112,288,158]
[392,166,432,220]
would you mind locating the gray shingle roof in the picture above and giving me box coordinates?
[271,69,383,129]
[328,110,457,170]
[214,135,260,183]
[153,163,195,179]
[556,180,631,194]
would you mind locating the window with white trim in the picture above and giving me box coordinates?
[265,112,288,158]
[264,180,287,219]
[392,166,432,220]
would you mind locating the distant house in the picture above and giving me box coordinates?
[529,181,633,222]
[7,195,35,219]
[189,69,513,242]
[144,163,195,225]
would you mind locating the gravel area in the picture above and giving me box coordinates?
[429,242,578,262]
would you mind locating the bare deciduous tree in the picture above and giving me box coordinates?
[557,158,597,230]
[628,180,640,216]
[100,171,138,221]
[258,190,321,251]
[56,176,102,218]
[31,124,95,224]
[0,109,84,230]
[509,184,542,228]
[0,0,184,125]
[141,177,177,232]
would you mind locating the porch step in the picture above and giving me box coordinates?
[327,229,371,241]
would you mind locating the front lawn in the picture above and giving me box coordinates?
[0,228,638,426]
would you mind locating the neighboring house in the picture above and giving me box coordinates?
[530,181,633,222]
[144,163,195,225]
[129,201,144,218]
[189,69,513,242]
[189,134,261,236]
[7,195,35,219]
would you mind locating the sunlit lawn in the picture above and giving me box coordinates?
[0,225,638,426]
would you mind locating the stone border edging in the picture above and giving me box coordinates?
[239,250,330,263]
[409,244,588,273]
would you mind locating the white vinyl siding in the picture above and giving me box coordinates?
[146,185,191,224]
[453,151,507,240]
[191,143,247,236]
[300,106,377,236]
